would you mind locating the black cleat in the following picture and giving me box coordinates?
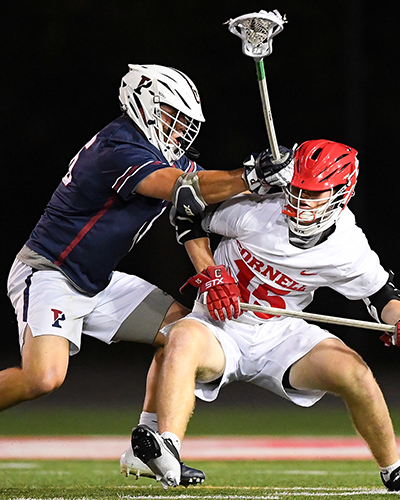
[131,425,181,487]
[381,465,400,491]
[131,425,205,488]
[180,462,205,487]
[131,425,162,463]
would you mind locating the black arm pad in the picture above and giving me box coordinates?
[176,213,207,244]
[169,206,207,245]
[365,270,400,322]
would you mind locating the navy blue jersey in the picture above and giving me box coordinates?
[25,116,202,295]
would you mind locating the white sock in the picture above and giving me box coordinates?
[138,411,158,432]
[161,431,181,452]
[380,459,400,479]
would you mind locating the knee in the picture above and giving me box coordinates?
[165,321,206,354]
[350,359,377,396]
[332,351,375,398]
[24,366,66,400]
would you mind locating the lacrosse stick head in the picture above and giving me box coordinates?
[227,9,287,61]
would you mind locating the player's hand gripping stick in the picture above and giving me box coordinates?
[380,322,400,347]
[243,145,294,194]
[181,266,241,321]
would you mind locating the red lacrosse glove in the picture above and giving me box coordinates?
[180,265,241,321]
[380,321,400,347]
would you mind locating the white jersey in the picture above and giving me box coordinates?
[205,193,388,326]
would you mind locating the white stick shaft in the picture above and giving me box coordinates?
[240,302,396,333]
[256,60,280,160]
[258,78,280,159]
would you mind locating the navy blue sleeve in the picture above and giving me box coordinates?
[173,155,204,173]
[98,143,170,201]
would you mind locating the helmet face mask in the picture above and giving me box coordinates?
[155,104,201,162]
[283,184,347,237]
[283,140,359,243]
[119,64,205,163]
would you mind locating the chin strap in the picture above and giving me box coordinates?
[288,226,336,249]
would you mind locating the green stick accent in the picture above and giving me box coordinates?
[255,60,265,81]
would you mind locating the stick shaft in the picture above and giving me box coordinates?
[240,302,396,333]
[255,60,280,160]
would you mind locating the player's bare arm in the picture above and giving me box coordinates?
[184,237,214,273]
[197,169,247,203]
[135,167,246,203]
[381,299,400,326]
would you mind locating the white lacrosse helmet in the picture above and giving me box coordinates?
[119,64,205,163]
[283,139,359,239]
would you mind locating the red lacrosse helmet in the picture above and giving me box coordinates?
[283,139,359,238]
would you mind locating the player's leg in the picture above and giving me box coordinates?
[157,318,225,440]
[125,319,208,486]
[3,261,83,412]
[140,347,164,412]
[99,277,191,416]
[131,318,225,487]
[0,325,70,411]
[100,274,204,485]
[289,338,399,469]
[140,300,190,417]
[141,301,191,412]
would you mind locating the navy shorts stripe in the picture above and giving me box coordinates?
[22,273,34,322]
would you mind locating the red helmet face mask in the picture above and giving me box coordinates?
[283,139,359,239]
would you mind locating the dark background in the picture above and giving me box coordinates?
[1,0,400,410]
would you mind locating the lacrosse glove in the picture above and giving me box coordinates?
[180,265,241,321]
[380,321,400,347]
[243,145,295,195]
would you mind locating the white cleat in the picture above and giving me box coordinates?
[120,446,155,479]
[131,425,181,488]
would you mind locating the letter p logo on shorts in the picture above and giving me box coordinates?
[51,308,66,328]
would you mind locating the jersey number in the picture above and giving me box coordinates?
[235,259,289,319]
[62,134,97,186]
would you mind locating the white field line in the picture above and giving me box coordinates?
[119,491,397,498]
[8,486,400,500]
[9,493,400,500]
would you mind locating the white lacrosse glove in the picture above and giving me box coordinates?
[243,155,271,195]
[243,145,295,194]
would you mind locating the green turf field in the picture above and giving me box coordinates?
[0,459,394,499]
[1,406,400,499]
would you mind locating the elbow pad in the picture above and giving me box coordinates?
[364,270,400,322]
[169,206,207,245]
[172,172,207,216]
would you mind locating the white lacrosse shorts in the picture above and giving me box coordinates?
[162,300,340,408]
[7,258,158,355]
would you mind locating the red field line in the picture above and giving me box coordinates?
[1,435,396,461]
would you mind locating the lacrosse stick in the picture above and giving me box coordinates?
[240,302,397,333]
[227,10,287,160]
